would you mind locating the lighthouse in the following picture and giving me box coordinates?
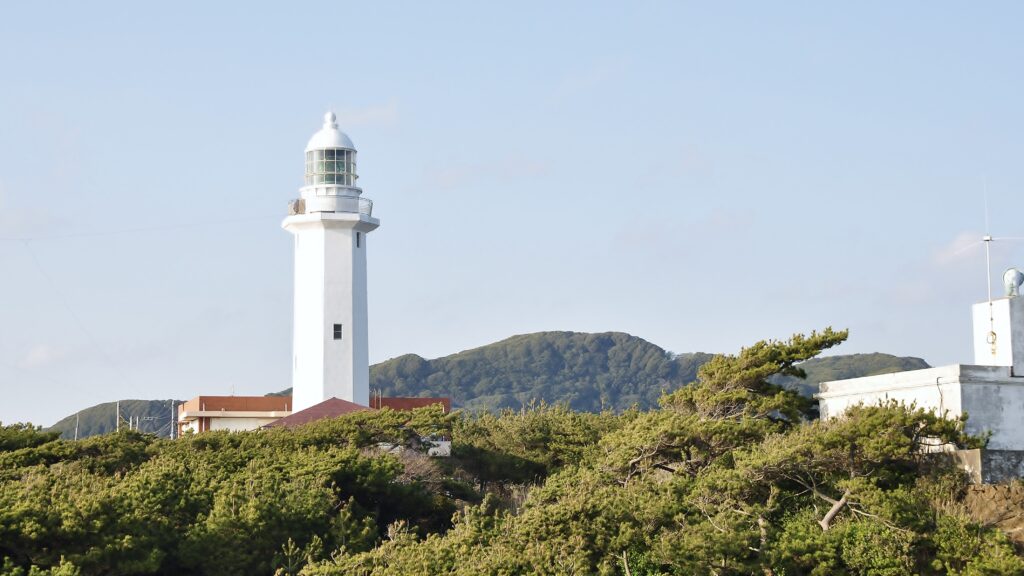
[284,112,379,412]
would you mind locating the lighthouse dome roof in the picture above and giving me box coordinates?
[305,112,355,152]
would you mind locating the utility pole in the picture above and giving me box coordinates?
[170,401,176,440]
[116,401,120,432]
[74,413,79,441]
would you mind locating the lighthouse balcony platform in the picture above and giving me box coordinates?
[288,195,373,217]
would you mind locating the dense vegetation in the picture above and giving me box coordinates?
[4,329,1020,575]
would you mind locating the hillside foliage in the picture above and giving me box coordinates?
[4,328,1020,575]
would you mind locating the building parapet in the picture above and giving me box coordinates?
[179,410,292,420]
[816,364,1019,399]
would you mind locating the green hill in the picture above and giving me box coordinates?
[372,332,700,412]
[47,332,931,438]
[48,399,180,440]
[269,332,704,412]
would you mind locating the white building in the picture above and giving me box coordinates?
[817,280,1024,482]
[284,113,379,412]
[177,396,292,435]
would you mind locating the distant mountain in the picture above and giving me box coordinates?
[771,353,931,397]
[272,332,697,412]
[48,333,931,438]
[48,399,180,440]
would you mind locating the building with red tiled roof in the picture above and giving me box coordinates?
[177,394,450,434]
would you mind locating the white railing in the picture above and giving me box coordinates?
[287,196,373,217]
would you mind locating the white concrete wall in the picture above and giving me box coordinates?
[290,221,326,413]
[817,365,965,421]
[284,212,378,412]
[811,364,962,420]
[972,297,1024,375]
[961,380,1024,450]
[209,417,281,432]
[818,364,1024,451]
[178,416,284,434]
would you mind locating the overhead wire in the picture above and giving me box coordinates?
[0,214,279,242]
[5,213,281,424]
[19,239,133,387]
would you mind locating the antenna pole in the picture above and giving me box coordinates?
[986,235,996,355]
[984,182,994,305]
[983,183,997,354]
[985,235,994,304]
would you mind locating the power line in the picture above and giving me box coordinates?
[0,214,278,243]
[19,240,132,387]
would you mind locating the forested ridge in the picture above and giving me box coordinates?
[271,331,921,411]
[4,329,1022,575]
[49,332,929,439]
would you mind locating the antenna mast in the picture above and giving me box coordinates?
[984,190,998,354]
[950,187,1024,356]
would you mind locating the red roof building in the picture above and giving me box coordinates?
[177,395,292,435]
[177,394,450,434]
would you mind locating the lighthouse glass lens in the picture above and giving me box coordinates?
[305,149,357,185]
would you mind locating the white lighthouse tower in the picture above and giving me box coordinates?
[284,112,379,412]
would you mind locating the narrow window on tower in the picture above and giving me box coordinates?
[333,324,343,340]
[356,232,361,248]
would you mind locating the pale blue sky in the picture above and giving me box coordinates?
[3,2,1024,425]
